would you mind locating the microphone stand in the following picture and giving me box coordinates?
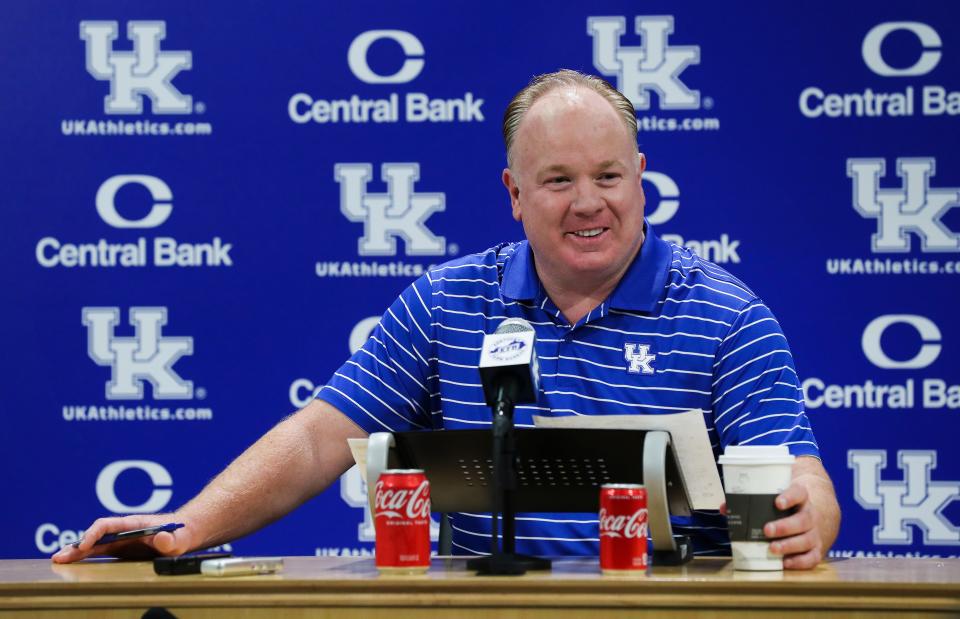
[467,380,552,575]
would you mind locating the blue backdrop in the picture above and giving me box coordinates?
[2,1,958,559]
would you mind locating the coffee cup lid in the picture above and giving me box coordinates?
[717,445,796,466]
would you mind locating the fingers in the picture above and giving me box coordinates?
[764,499,824,570]
[766,516,824,570]
[783,547,822,570]
[50,514,177,564]
[770,529,817,557]
[51,516,131,563]
[719,501,727,516]
[152,529,193,556]
[774,482,809,511]
[764,502,813,540]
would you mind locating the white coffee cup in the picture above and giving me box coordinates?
[717,445,795,571]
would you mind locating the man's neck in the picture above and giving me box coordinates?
[536,230,645,326]
[543,282,614,326]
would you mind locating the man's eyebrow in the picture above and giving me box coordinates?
[536,164,571,178]
[597,160,623,170]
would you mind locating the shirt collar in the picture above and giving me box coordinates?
[500,221,671,312]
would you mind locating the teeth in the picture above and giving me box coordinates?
[574,228,603,238]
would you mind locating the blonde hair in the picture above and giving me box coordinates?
[502,69,638,167]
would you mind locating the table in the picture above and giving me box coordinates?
[1,556,959,618]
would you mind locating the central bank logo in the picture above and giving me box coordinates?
[862,22,942,77]
[799,21,957,119]
[803,314,958,410]
[97,459,174,513]
[96,174,173,228]
[289,29,482,125]
[35,175,233,268]
[588,15,700,110]
[643,170,741,263]
[643,171,680,225]
[348,30,424,84]
[849,449,960,545]
[848,158,960,253]
[80,21,192,114]
[862,314,942,369]
[83,307,194,400]
[336,163,446,256]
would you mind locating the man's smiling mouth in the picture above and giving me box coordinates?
[571,227,606,238]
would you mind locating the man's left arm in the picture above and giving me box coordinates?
[711,299,841,569]
[765,456,841,569]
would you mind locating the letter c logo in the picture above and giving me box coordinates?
[347,30,424,84]
[642,171,680,225]
[96,460,173,513]
[96,175,173,228]
[861,314,942,369]
[349,316,381,354]
[862,22,942,77]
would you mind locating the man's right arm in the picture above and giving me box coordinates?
[52,399,366,563]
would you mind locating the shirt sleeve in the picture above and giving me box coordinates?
[316,274,436,434]
[710,300,820,458]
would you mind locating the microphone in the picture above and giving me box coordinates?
[478,317,540,409]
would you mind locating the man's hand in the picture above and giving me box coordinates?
[51,400,365,564]
[764,456,841,570]
[51,513,195,564]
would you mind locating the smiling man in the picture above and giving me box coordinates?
[502,77,647,325]
[56,70,839,570]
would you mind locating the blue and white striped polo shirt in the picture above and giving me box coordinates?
[319,223,819,557]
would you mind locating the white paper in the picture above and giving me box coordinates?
[532,410,724,510]
[347,438,369,482]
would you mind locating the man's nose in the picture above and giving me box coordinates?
[570,181,604,215]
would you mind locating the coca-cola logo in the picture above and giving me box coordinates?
[599,508,648,539]
[374,479,431,520]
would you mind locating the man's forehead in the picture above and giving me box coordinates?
[522,87,616,128]
[511,87,635,169]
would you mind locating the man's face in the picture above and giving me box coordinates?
[503,88,645,292]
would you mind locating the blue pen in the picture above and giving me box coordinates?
[73,522,185,547]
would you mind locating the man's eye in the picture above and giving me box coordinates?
[598,173,621,182]
[547,177,570,185]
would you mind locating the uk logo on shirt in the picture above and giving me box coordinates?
[624,343,656,374]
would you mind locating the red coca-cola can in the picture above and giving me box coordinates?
[599,483,648,573]
[374,469,431,573]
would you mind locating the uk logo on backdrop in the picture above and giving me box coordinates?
[336,163,445,256]
[587,15,719,133]
[315,163,455,279]
[848,158,960,253]
[849,449,960,546]
[799,21,958,119]
[289,29,484,125]
[63,21,211,136]
[60,306,213,423]
[83,307,194,400]
[643,170,741,263]
[35,174,234,269]
[80,21,192,114]
[825,158,960,276]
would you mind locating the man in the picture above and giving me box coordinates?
[54,70,839,569]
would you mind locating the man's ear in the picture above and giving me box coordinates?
[637,152,646,174]
[502,167,522,222]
